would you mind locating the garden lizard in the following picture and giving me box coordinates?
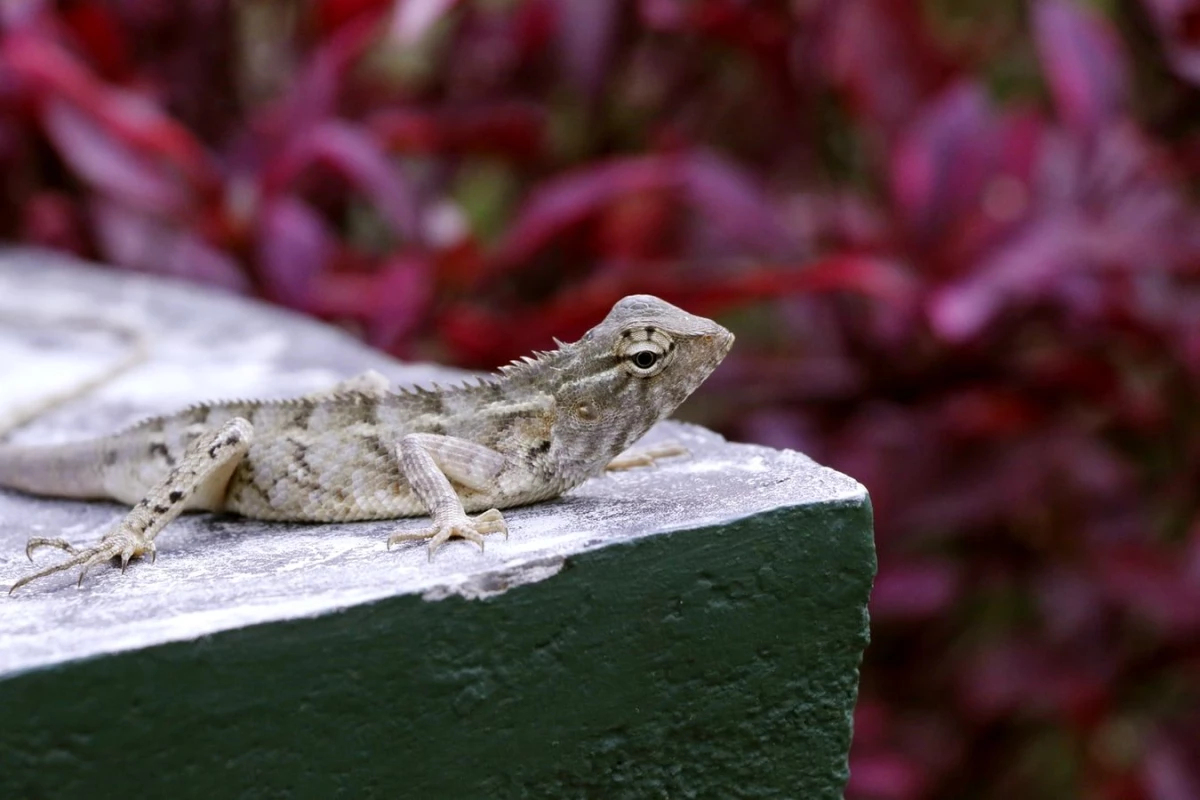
[2,295,734,593]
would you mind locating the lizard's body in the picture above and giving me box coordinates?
[2,295,733,592]
[3,378,572,520]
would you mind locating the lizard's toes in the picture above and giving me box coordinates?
[25,537,79,560]
[9,539,123,594]
[386,512,509,559]
[384,524,476,558]
[76,550,116,587]
[428,523,484,559]
[471,508,508,539]
[99,529,154,573]
[117,539,155,571]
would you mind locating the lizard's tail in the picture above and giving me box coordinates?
[0,440,110,499]
[0,313,149,444]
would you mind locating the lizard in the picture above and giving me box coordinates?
[2,295,734,593]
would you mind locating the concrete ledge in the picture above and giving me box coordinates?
[0,250,875,798]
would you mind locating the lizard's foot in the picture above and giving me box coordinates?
[386,508,509,560]
[606,441,689,471]
[9,528,155,594]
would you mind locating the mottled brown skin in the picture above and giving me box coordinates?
[1,295,734,592]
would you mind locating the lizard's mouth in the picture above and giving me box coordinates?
[717,328,735,356]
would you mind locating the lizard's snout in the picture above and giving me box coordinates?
[702,326,735,359]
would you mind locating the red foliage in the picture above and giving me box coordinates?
[3,1,1200,796]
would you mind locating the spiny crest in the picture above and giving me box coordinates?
[495,343,572,381]
[392,375,500,398]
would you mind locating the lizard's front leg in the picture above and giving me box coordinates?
[386,433,510,559]
[9,419,253,593]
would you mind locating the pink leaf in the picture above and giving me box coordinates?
[890,82,993,244]
[256,197,335,306]
[307,255,432,348]
[847,752,930,800]
[1035,567,1106,641]
[2,33,215,187]
[1095,544,1200,634]
[825,0,948,133]
[870,560,962,621]
[784,254,917,305]
[682,151,793,256]
[265,121,419,240]
[370,102,546,160]
[554,0,619,96]
[1033,0,1130,133]
[278,12,383,133]
[490,155,679,272]
[389,0,462,44]
[91,201,248,292]
[927,218,1092,340]
[958,641,1110,724]
[21,191,85,253]
[170,234,250,293]
[1142,734,1200,800]
[1139,0,1200,86]
[43,99,190,214]
[491,151,796,275]
[638,0,685,29]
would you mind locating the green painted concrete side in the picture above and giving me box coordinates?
[0,500,874,799]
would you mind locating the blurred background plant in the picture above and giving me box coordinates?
[2,0,1199,796]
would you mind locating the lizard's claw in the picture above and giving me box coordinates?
[386,508,509,560]
[9,529,154,594]
[26,537,80,559]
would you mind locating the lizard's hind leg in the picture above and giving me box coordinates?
[9,418,253,594]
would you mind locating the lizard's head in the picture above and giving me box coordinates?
[546,294,734,471]
[586,294,735,405]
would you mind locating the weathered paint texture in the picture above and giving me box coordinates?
[0,500,874,798]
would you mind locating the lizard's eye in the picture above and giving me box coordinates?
[618,326,673,377]
[632,350,658,370]
[623,343,668,377]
